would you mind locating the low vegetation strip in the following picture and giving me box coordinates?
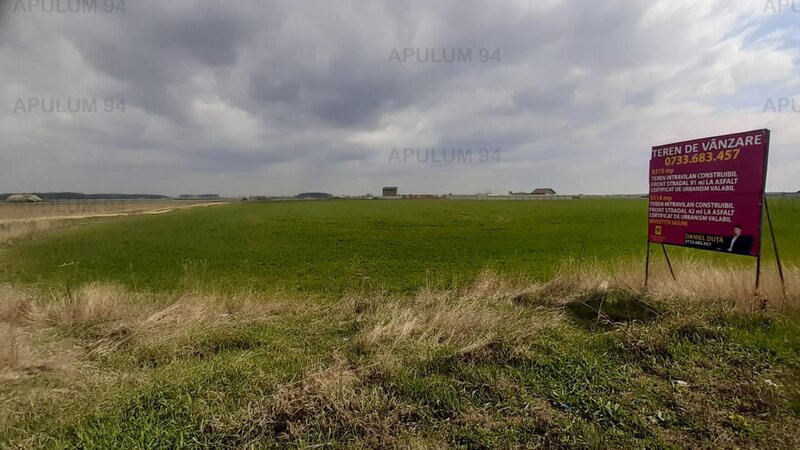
[1,264,798,448]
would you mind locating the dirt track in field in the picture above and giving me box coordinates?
[0,202,224,225]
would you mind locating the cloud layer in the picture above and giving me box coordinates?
[1,0,798,196]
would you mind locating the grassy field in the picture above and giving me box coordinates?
[2,198,798,296]
[1,199,799,448]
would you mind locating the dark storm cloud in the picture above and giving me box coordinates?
[155,11,249,67]
[0,0,798,196]
[0,0,9,20]
[513,85,578,114]
[190,148,294,173]
[189,139,371,173]
[248,66,408,129]
[57,1,259,121]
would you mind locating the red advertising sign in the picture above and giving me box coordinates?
[648,129,770,257]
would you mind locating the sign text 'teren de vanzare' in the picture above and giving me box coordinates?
[648,129,769,257]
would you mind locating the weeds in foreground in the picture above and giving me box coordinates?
[1,262,799,448]
[0,219,74,244]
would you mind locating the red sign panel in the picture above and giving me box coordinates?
[648,129,769,257]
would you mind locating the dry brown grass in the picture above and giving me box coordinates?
[342,260,800,379]
[232,274,570,446]
[1,262,798,447]
[86,289,307,360]
[0,283,310,378]
[0,200,219,222]
[0,284,140,377]
[355,271,560,360]
[240,359,422,448]
[0,324,19,369]
[1,259,795,378]
[0,219,75,243]
[542,257,800,316]
[0,201,226,243]
[353,260,798,361]
[0,201,131,221]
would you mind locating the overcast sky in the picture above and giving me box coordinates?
[1,0,798,196]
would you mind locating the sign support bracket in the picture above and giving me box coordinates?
[756,249,762,291]
[662,244,676,281]
[644,242,677,287]
[645,241,651,287]
[758,197,786,296]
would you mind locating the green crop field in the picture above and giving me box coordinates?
[2,198,799,296]
[2,198,799,449]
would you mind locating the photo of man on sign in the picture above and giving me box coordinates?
[719,225,753,255]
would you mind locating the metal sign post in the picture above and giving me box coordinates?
[755,131,769,291]
[662,244,676,281]
[758,197,787,296]
[753,130,786,298]
[645,241,651,287]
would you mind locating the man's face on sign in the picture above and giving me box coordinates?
[733,226,742,236]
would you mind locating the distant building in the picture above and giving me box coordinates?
[382,187,398,197]
[296,192,334,200]
[509,188,557,196]
[403,194,439,199]
[5,194,43,203]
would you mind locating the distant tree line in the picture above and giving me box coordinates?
[178,194,220,199]
[241,193,334,201]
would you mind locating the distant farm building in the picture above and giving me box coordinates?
[509,188,557,196]
[5,194,43,203]
[296,192,334,200]
[382,187,398,197]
